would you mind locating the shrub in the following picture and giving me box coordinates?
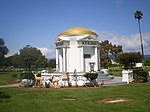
[133,68,143,79]
[20,71,34,80]
[144,60,150,66]
[7,74,19,84]
[133,68,148,83]
[138,71,149,82]
[12,74,18,79]
[84,72,98,80]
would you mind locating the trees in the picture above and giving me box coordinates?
[100,40,122,68]
[134,10,144,60]
[10,54,21,68]
[19,45,48,70]
[3,45,48,71]
[48,59,56,69]
[0,38,9,68]
[144,60,150,66]
[116,52,142,68]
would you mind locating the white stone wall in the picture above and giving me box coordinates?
[68,37,79,72]
[83,47,98,72]
[56,35,100,73]
[41,72,88,86]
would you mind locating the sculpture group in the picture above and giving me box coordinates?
[32,72,69,88]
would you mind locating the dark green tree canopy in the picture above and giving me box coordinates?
[116,52,142,68]
[100,40,123,68]
[19,45,48,70]
[0,38,9,68]
[48,59,56,69]
[10,53,21,68]
[134,10,143,20]
[0,38,9,57]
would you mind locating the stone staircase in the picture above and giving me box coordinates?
[97,71,127,86]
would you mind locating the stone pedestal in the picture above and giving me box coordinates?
[122,70,133,83]
[148,72,150,82]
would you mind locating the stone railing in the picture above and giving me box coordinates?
[41,72,88,86]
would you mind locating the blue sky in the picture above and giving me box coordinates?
[0,0,150,59]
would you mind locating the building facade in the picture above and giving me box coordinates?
[55,27,101,73]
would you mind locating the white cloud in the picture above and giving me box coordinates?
[5,50,18,57]
[97,31,150,54]
[38,47,55,59]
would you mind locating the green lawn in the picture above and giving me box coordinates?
[0,72,21,85]
[109,69,122,76]
[108,67,122,76]
[0,83,150,112]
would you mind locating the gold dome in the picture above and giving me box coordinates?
[58,27,98,37]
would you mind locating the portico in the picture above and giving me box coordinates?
[55,27,101,73]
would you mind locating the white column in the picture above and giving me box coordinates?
[95,47,98,71]
[80,47,84,72]
[56,48,59,71]
[63,48,66,72]
[59,49,63,72]
[97,47,100,70]
[67,48,69,72]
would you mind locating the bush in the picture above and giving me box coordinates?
[20,71,34,80]
[12,74,18,79]
[138,71,149,82]
[0,92,11,102]
[7,74,19,84]
[144,60,150,66]
[84,72,98,80]
[133,68,148,83]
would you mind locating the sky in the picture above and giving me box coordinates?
[0,0,150,59]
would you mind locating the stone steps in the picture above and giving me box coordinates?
[102,81,127,86]
[97,75,128,86]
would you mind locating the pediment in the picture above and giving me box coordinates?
[79,36,98,41]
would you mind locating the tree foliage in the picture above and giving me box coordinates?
[10,54,21,68]
[0,38,9,68]
[100,40,122,68]
[116,52,142,68]
[144,60,150,66]
[19,45,48,70]
[48,59,56,69]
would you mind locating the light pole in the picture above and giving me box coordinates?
[134,10,144,62]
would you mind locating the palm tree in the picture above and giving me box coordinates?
[134,10,144,61]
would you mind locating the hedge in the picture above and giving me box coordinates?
[84,72,98,80]
[133,68,148,83]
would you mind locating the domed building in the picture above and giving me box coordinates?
[55,27,101,73]
[41,27,129,87]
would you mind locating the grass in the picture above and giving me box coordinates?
[108,67,122,76]
[0,83,150,112]
[109,66,150,76]
[0,72,21,85]
[109,69,122,76]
